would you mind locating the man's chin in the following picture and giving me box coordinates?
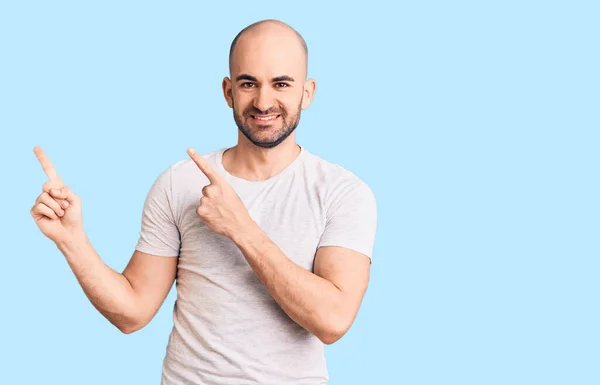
[244,130,291,148]
[249,134,283,147]
[252,141,280,149]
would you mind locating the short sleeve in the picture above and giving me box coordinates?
[135,166,180,257]
[317,182,378,261]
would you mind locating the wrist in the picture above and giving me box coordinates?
[56,230,89,254]
[231,218,262,248]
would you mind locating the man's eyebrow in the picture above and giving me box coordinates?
[236,74,257,82]
[235,74,295,83]
[272,76,295,82]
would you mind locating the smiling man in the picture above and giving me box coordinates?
[31,19,378,385]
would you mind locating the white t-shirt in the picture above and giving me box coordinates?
[135,144,378,385]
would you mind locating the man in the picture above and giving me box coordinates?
[31,19,377,385]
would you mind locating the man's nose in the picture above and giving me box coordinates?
[253,86,275,112]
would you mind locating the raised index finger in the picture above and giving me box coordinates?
[187,148,221,183]
[34,146,64,185]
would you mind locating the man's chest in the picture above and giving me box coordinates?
[177,185,326,272]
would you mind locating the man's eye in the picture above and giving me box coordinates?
[276,83,289,88]
[241,83,256,88]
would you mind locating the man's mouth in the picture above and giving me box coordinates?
[251,114,280,122]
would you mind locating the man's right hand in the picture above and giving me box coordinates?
[31,146,85,244]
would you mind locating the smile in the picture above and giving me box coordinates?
[252,114,280,121]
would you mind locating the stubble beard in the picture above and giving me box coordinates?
[232,98,303,149]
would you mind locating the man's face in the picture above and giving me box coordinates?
[223,29,315,148]
[231,77,303,149]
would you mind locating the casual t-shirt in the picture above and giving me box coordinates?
[135,144,378,385]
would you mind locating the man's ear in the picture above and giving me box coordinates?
[222,77,233,108]
[301,78,317,110]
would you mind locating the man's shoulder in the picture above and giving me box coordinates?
[302,149,377,219]
[302,148,370,190]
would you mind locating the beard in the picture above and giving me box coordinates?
[232,98,303,149]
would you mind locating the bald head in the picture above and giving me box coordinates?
[228,20,308,76]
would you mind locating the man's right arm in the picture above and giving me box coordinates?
[31,146,180,334]
[57,235,177,334]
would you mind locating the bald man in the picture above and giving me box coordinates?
[31,20,377,385]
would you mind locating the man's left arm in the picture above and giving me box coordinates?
[233,228,371,344]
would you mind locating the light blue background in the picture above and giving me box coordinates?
[1,1,598,384]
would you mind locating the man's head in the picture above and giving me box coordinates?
[222,20,316,149]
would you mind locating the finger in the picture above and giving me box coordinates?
[199,196,208,206]
[37,192,65,217]
[43,182,69,209]
[49,186,77,206]
[32,202,59,220]
[187,148,221,183]
[34,146,64,185]
[197,198,209,217]
[43,181,61,193]
[202,185,211,197]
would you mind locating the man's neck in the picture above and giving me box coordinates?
[222,137,301,181]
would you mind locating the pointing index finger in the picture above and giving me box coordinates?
[187,148,220,183]
[34,146,64,185]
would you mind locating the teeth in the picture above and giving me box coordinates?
[255,115,277,121]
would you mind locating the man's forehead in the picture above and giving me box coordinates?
[230,67,304,82]
[230,48,306,80]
